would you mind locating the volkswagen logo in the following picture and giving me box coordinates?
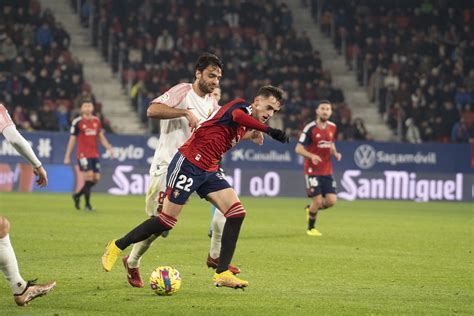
[354,144,376,169]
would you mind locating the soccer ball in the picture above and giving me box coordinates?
[149,266,182,296]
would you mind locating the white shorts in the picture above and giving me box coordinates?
[145,170,167,217]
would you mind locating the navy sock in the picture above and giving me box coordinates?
[216,216,245,273]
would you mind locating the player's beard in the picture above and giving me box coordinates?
[318,116,328,122]
[198,79,215,94]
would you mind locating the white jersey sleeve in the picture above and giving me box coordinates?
[151,83,192,108]
[149,84,216,176]
[3,125,42,168]
[0,104,14,133]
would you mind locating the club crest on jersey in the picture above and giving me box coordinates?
[316,133,321,138]
[156,93,170,103]
[173,190,180,198]
[195,154,201,161]
[245,105,253,115]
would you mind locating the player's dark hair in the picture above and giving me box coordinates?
[257,85,285,104]
[317,100,332,108]
[195,53,223,73]
[81,100,94,106]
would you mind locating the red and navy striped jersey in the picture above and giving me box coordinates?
[70,115,102,159]
[179,99,250,171]
[299,120,337,175]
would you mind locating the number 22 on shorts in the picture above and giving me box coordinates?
[174,175,193,192]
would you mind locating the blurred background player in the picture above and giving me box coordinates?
[101,85,289,289]
[0,103,56,306]
[63,101,114,211]
[295,100,342,236]
[122,54,240,288]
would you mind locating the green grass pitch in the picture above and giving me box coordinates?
[0,193,472,315]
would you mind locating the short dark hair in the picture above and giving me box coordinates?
[317,100,331,108]
[195,52,223,73]
[257,85,285,104]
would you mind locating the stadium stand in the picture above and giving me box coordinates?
[311,0,473,143]
[0,0,114,132]
[74,0,369,140]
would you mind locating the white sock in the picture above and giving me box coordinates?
[209,210,226,259]
[0,235,26,294]
[127,234,159,268]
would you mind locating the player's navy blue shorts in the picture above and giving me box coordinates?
[77,157,101,173]
[166,152,231,205]
[305,175,337,197]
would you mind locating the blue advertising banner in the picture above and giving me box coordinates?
[0,131,157,166]
[1,131,472,201]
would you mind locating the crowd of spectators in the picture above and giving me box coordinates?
[83,0,369,140]
[312,0,473,143]
[0,0,113,133]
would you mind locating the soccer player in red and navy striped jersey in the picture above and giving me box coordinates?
[102,86,289,289]
[64,101,114,211]
[295,100,342,236]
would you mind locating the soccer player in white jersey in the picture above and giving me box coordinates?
[122,53,239,288]
[0,103,56,306]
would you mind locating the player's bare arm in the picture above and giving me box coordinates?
[295,143,322,165]
[99,131,114,159]
[330,143,342,161]
[147,102,199,129]
[63,135,76,164]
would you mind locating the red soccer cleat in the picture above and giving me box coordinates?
[206,254,241,275]
[122,256,144,288]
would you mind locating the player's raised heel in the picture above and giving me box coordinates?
[212,270,248,289]
[122,256,144,288]
[307,228,322,236]
[14,279,56,306]
[206,254,241,275]
[102,239,122,272]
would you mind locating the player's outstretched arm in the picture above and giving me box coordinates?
[2,125,42,168]
[63,135,76,164]
[266,127,289,143]
[231,109,289,143]
[147,102,199,129]
[99,131,114,159]
[2,125,48,187]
